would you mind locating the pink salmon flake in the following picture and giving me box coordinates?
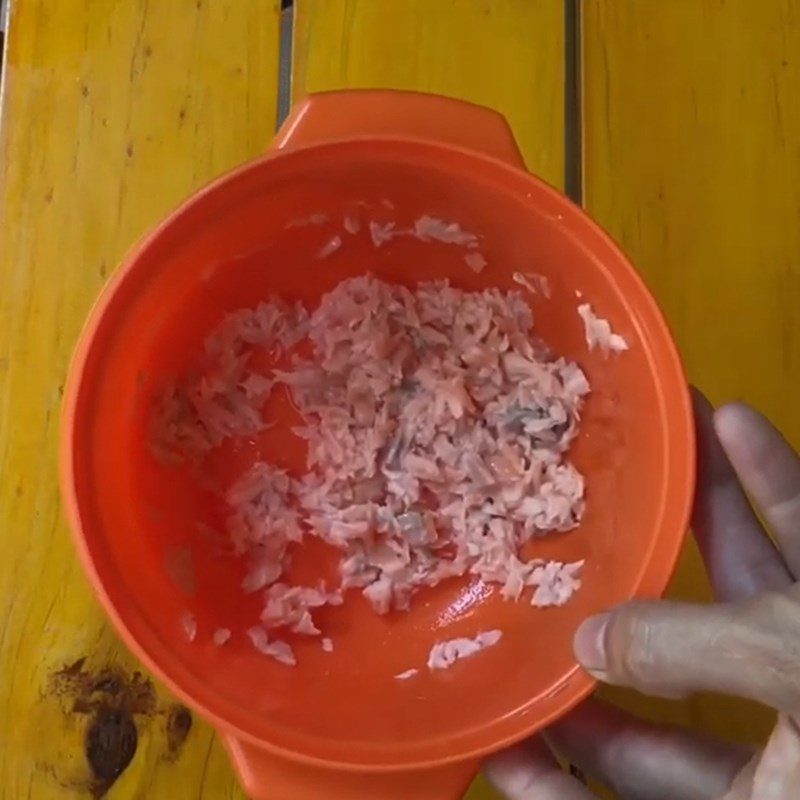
[427,629,503,670]
[368,220,396,247]
[394,668,419,680]
[154,275,591,646]
[413,215,479,247]
[180,612,197,643]
[212,628,232,646]
[343,215,361,235]
[577,303,629,354]
[317,235,343,259]
[247,627,296,666]
[464,252,488,273]
[150,299,308,461]
[512,271,552,299]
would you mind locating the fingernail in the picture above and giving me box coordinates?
[574,613,610,674]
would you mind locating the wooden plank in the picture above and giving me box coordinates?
[583,0,798,745]
[0,1,280,796]
[293,0,566,187]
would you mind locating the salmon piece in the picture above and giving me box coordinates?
[369,221,396,247]
[577,303,629,354]
[343,215,361,235]
[180,612,197,643]
[394,668,419,680]
[150,299,308,461]
[157,275,592,648]
[317,235,343,259]
[247,627,296,666]
[212,628,232,646]
[512,271,551,299]
[427,629,503,670]
[464,253,488,273]
[413,215,479,247]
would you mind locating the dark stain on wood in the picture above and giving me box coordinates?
[50,659,158,796]
[59,656,87,677]
[48,659,196,794]
[85,708,138,797]
[51,660,156,717]
[165,704,193,759]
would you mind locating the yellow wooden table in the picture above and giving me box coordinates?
[0,1,797,797]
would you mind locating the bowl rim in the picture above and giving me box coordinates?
[60,135,695,770]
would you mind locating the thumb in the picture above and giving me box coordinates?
[573,594,800,713]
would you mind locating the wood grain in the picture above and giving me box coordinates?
[293,0,566,187]
[0,1,280,796]
[583,0,799,744]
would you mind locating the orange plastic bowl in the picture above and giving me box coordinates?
[61,91,694,800]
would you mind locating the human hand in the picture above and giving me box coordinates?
[485,392,800,799]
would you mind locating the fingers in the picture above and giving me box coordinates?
[722,755,759,800]
[546,698,752,800]
[748,715,800,800]
[715,402,800,578]
[720,716,800,799]
[488,699,753,800]
[691,389,792,600]
[484,739,596,800]
[573,595,800,714]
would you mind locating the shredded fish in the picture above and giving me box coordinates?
[247,627,296,665]
[413,215,479,247]
[343,215,361,235]
[150,299,308,461]
[577,303,629,354]
[317,235,342,259]
[212,628,232,646]
[156,276,594,664]
[180,612,197,643]
[513,271,551,299]
[394,668,419,680]
[464,252,488,273]
[427,630,503,670]
[364,215,485,270]
[369,220,396,247]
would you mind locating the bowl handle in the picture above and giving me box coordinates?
[272,89,526,169]
[222,733,479,800]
